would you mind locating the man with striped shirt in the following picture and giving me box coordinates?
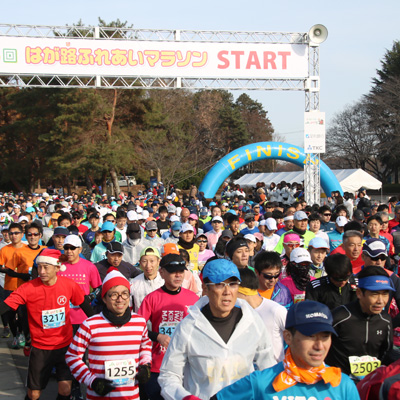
[66,268,152,399]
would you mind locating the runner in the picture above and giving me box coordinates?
[237,268,287,363]
[325,266,394,378]
[130,246,163,312]
[95,241,142,282]
[305,253,358,310]
[158,258,275,400]
[0,248,94,400]
[210,300,359,400]
[254,251,292,309]
[65,268,152,400]
[138,253,199,400]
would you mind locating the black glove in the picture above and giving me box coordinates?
[91,378,116,396]
[136,364,151,385]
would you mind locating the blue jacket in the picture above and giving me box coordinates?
[215,361,360,400]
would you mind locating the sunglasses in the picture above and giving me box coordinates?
[261,272,280,280]
[27,232,40,237]
[64,245,77,251]
[9,231,22,236]
[370,255,387,261]
[285,243,300,248]
[197,240,208,243]
[331,275,351,282]
[323,213,332,216]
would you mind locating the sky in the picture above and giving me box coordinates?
[6,0,400,147]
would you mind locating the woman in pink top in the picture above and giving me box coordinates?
[280,247,315,303]
[196,233,215,270]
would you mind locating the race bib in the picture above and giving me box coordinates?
[294,294,305,303]
[159,321,178,337]
[104,358,136,386]
[349,356,381,377]
[42,307,65,329]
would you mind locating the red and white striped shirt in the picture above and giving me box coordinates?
[66,312,152,400]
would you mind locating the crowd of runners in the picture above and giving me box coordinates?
[0,180,400,399]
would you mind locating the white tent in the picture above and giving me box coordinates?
[234,168,382,193]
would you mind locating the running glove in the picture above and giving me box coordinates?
[92,378,116,395]
[136,364,151,384]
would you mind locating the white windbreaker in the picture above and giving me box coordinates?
[158,296,275,400]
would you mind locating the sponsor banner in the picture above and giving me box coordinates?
[304,111,326,154]
[0,36,308,78]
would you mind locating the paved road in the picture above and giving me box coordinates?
[0,323,86,399]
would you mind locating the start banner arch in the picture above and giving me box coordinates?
[198,142,342,199]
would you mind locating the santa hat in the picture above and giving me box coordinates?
[102,267,130,298]
[36,249,66,272]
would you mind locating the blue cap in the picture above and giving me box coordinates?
[171,221,182,231]
[285,300,337,336]
[53,227,69,236]
[202,259,240,283]
[101,221,115,232]
[209,202,217,206]
[26,206,36,213]
[358,275,395,292]
[308,237,329,249]
[227,209,237,215]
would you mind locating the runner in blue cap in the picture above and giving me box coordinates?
[326,265,395,379]
[158,258,274,400]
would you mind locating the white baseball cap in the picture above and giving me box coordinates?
[336,216,348,227]
[290,247,312,264]
[64,235,82,248]
[265,218,277,231]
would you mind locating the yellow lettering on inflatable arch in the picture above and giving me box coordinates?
[245,149,252,161]
[256,145,271,158]
[228,154,240,170]
[286,147,300,159]
[278,145,283,157]
[303,154,320,165]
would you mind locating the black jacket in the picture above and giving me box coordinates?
[305,275,358,310]
[326,301,393,375]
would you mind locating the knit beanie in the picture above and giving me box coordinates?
[101,267,130,297]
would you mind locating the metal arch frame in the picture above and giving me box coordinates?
[0,23,322,203]
[304,44,321,205]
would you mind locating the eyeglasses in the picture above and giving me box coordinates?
[261,272,280,280]
[9,231,22,236]
[331,275,351,282]
[285,243,300,248]
[323,213,332,217]
[197,240,208,243]
[64,246,78,251]
[107,291,130,300]
[27,232,40,237]
[205,281,241,290]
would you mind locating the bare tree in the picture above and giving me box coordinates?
[324,100,388,180]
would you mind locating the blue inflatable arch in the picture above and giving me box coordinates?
[198,142,342,199]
